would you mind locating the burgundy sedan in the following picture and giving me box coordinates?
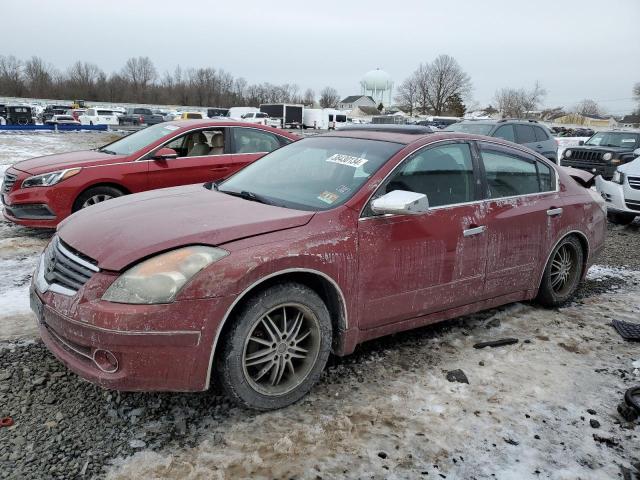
[31,126,606,410]
[2,120,298,228]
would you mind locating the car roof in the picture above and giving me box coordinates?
[162,120,301,138]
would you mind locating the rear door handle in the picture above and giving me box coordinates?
[463,226,486,237]
[547,208,563,217]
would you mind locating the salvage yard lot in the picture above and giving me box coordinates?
[0,132,639,479]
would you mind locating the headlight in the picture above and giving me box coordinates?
[22,168,81,188]
[564,149,572,158]
[611,170,624,185]
[102,246,228,304]
[602,152,613,161]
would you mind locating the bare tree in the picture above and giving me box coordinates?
[573,99,603,117]
[494,82,546,118]
[23,56,55,98]
[303,88,315,106]
[423,54,472,115]
[121,56,157,97]
[319,86,340,108]
[633,82,640,114]
[65,61,103,99]
[0,55,24,96]
[395,75,418,116]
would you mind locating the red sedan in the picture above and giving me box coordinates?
[31,126,606,410]
[2,120,298,228]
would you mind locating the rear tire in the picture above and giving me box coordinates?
[215,283,332,410]
[608,212,636,225]
[536,235,584,307]
[73,186,125,212]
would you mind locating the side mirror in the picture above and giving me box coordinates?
[578,140,585,146]
[633,148,640,157]
[153,147,178,161]
[371,190,429,216]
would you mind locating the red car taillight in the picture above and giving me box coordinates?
[140,115,144,124]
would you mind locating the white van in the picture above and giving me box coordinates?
[302,108,347,130]
[79,108,119,126]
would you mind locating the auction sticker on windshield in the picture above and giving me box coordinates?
[326,153,368,168]
[318,191,339,204]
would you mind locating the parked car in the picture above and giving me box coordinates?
[5,105,35,125]
[2,121,298,228]
[259,104,304,129]
[207,107,230,118]
[303,108,347,130]
[45,115,80,125]
[79,108,119,126]
[29,126,605,410]
[42,105,73,123]
[595,151,640,224]
[445,119,558,163]
[177,112,205,120]
[65,109,87,121]
[560,130,640,179]
[118,108,164,126]
[241,111,278,127]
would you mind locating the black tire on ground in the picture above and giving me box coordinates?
[215,282,332,410]
[536,235,584,308]
[608,212,636,225]
[72,186,125,212]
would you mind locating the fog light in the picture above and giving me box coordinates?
[93,349,119,373]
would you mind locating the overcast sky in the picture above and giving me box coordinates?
[4,0,640,113]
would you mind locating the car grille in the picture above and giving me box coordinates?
[1,172,17,194]
[43,237,99,294]
[626,200,640,212]
[628,176,640,190]
[568,150,604,162]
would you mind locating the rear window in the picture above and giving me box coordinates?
[514,125,536,144]
[534,126,549,142]
[97,110,113,116]
[134,108,152,115]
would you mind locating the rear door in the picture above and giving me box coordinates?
[357,141,487,329]
[478,141,562,298]
[146,128,234,189]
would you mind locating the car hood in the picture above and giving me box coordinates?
[619,157,640,174]
[57,185,315,271]
[12,150,129,175]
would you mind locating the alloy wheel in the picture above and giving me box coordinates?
[82,194,113,208]
[550,243,579,296]
[242,303,321,396]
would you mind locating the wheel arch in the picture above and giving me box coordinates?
[205,268,348,390]
[72,182,131,211]
[538,229,590,290]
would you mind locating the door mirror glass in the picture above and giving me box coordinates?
[578,140,585,146]
[371,190,429,215]
[153,147,178,160]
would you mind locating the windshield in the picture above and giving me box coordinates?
[219,136,403,211]
[444,123,493,135]
[585,132,639,148]
[99,123,180,155]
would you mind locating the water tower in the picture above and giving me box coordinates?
[360,68,393,108]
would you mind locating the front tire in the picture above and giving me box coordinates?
[73,186,125,212]
[536,235,584,307]
[216,283,332,410]
[608,212,636,225]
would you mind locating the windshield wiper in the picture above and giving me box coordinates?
[99,148,117,155]
[218,189,272,205]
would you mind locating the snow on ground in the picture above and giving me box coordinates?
[107,282,640,480]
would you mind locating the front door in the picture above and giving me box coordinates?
[357,142,487,329]
[147,128,233,189]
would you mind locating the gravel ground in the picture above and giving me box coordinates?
[0,131,639,479]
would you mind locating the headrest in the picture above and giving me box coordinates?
[212,133,224,147]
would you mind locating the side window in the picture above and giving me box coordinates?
[87,109,95,116]
[481,146,541,198]
[537,161,554,192]
[232,128,281,154]
[514,124,536,144]
[534,126,549,142]
[493,125,515,142]
[380,143,475,208]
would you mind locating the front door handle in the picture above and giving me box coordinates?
[463,225,486,237]
[547,208,563,217]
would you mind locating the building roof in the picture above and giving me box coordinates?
[354,106,381,116]
[620,114,640,124]
[339,95,375,104]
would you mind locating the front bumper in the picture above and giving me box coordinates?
[561,159,617,180]
[32,284,234,392]
[595,176,640,215]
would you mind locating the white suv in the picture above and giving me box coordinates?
[241,112,280,128]
[596,149,640,224]
[79,108,119,126]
